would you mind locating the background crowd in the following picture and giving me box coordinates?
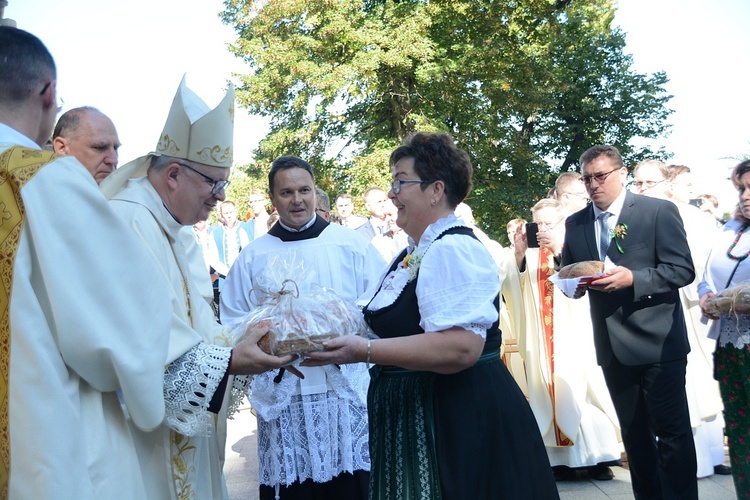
[1,20,747,500]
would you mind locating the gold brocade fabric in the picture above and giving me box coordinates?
[537,247,573,447]
[0,147,57,499]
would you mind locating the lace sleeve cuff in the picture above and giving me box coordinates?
[224,375,252,420]
[460,322,489,338]
[163,342,231,436]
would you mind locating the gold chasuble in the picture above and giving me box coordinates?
[0,147,58,498]
[536,247,572,447]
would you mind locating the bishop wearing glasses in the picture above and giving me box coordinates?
[99,76,296,499]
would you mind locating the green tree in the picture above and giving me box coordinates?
[221,0,673,241]
[208,169,267,225]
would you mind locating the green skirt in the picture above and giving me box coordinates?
[367,351,503,500]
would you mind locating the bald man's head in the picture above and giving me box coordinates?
[53,106,120,184]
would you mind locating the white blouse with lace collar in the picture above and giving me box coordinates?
[361,214,500,338]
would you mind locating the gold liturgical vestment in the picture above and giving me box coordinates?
[0,147,57,498]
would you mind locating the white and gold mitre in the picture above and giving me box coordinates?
[156,75,234,167]
[101,75,235,199]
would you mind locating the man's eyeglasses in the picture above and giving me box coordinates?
[634,179,664,190]
[390,179,432,194]
[581,168,621,185]
[40,81,64,112]
[537,219,563,230]
[178,163,230,194]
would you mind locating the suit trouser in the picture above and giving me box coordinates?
[602,356,698,500]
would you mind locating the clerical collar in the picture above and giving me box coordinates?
[278,215,317,232]
[268,214,330,242]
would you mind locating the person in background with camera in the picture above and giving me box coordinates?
[509,197,622,481]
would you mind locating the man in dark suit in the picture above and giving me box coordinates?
[355,186,389,241]
[562,145,698,499]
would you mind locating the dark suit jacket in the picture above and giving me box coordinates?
[562,191,695,367]
[355,218,378,241]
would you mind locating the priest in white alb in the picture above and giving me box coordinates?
[1,27,173,499]
[507,198,622,481]
[220,155,385,500]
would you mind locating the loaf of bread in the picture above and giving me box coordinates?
[245,287,370,356]
[557,260,604,279]
[258,331,336,356]
[704,283,750,316]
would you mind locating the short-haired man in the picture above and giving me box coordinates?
[355,187,388,240]
[667,164,695,205]
[220,155,385,499]
[562,144,698,499]
[335,193,367,229]
[633,159,671,198]
[554,171,589,215]
[52,106,120,184]
[0,26,173,498]
[315,186,332,222]
[247,188,270,237]
[101,76,295,499]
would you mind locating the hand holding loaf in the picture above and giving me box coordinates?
[234,253,375,356]
[703,282,750,317]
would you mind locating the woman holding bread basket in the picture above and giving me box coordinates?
[304,132,559,499]
[699,159,750,497]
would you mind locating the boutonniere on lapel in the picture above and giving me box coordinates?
[610,223,628,253]
[402,251,423,282]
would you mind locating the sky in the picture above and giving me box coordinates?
[6,0,749,210]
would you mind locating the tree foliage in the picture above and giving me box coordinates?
[208,170,268,225]
[221,0,673,241]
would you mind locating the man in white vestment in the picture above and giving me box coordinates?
[497,218,530,397]
[634,160,729,477]
[52,106,121,184]
[100,76,297,499]
[220,155,385,499]
[0,27,174,499]
[508,198,622,481]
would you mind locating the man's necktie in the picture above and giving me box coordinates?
[598,211,611,260]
